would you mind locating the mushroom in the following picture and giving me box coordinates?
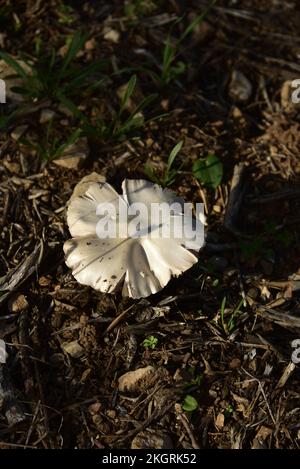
[63,178,204,298]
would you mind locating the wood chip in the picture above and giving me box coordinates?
[131,429,173,449]
[62,340,84,358]
[118,366,155,393]
[276,362,296,389]
[8,293,28,313]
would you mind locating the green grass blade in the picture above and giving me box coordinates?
[162,37,175,78]
[179,0,217,43]
[62,62,106,92]
[55,128,82,159]
[167,140,183,171]
[0,52,29,79]
[57,92,88,122]
[128,93,157,118]
[120,74,137,115]
[60,31,86,74]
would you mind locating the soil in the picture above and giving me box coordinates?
[0,0,300,449]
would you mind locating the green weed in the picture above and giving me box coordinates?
[21,122,81,162]
[144,140,183,186]
[215,296,244,335]
[182,394,199,412]
[192,154,223,189]
[143,335,158,349]
[0,31,105,104]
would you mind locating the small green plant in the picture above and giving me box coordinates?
[212,278,219,287]
[154,0,216,86]
[159,35,187,87]
[62,74,157,142]
[57,2,76,24]
[224,404,234,418]
[143,335,158,349]
[109,74,157,140]
[216,296,244,335]
[182,394,199,412]
[192,154,223,189]
[21,122,81,163]
[185,366,203,389]
[144,140,183,187]
[0,31,105,104]
[124,0,157,18]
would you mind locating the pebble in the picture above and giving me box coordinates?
[62,340,84,358]
[53,138,89,170]
[11,125,28,141]
[103,28,120,44]
[215,412,225,429]
[229,70,252,103]
[8,293,28,313]
[39,109,56,124]
[118,366,155,393]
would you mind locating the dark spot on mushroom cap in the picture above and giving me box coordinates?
[86,242,91,245]
[111,275,117,279]
[103,279,107,282]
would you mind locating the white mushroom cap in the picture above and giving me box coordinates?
[64,178,204,298]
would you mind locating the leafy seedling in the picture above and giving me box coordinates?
[144,140,183,187]
[216,296,244,335]
[0,31,106,104]
[21,122,81,163]
[182,394,199,412]
[61,74,157,142]
[57,2,76,24]
[155,0,216,86]
[184,366,203,390]
[143,335,158,349]
[224,404,234,418]
[124,0,157,19]
[193,154,223,189]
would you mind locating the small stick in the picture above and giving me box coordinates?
[103,304,135,335]
[257,306,300,329]
[0,241,44,305]
[276,362,296,389]
[241,367,276,425]
[175,403,200,449]
[224,163,246,235]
